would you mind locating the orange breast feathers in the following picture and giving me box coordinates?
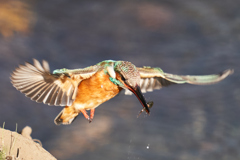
[73,70,122,109]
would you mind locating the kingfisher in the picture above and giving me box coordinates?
[11,59,233,125]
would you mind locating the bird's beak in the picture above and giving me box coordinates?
[124,83,150,114]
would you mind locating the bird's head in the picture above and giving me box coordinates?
[107,61,150,114]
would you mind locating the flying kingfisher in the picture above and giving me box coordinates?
[11,59,233,125]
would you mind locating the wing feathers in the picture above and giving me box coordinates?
[49,87,60,106]
[33,59,45,72]
[163,69,234,85]
[131,67,233,95]
[43,84,58,105]
[42,60,50,72]
[11,59,78,106]
[11,59,100,106]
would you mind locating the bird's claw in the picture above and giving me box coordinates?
[88,118,93,123]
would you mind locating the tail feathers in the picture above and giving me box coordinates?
[54,106,79,125]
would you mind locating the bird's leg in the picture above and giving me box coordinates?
[137,101,154,118]
[90,108,95,122]
[79,109,92,123]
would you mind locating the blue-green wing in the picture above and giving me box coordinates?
[125,67,233,95]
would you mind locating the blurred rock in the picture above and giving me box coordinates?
[0,128,56,160]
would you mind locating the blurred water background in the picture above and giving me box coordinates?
[0,0,239,159]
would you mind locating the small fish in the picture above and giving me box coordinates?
[138,101,154,117]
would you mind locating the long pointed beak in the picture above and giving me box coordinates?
[124,84,150,114]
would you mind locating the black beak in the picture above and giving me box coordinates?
[124,84,150,114]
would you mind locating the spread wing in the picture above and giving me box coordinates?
[11,59,100,106]
[125,67,233,95]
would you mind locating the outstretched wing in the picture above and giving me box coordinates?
[125,66,233,95]
[11,59,100,106]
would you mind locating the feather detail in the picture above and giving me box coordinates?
[124,67,233,95]
[11,59,99,106]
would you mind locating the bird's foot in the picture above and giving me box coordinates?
[79,109,94,123]
[87,118,93,123]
